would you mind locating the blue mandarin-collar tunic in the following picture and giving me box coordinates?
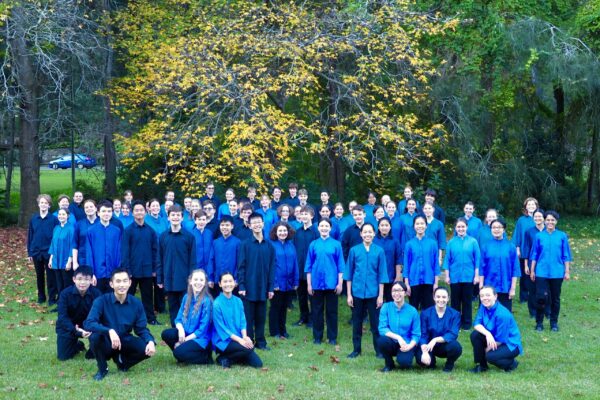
[256,208,278,236]
[345,243,389,299]
[27,212,59,258]
[157,228,197,292]
[398,199,421,215]
[378,302,421,343]
[119,214,134,229]
[305,237,345,290]
[237,236,276,301]
[208,235,241,283]
[374,234,402,282]
[522,226,544,261]
[293,224,319,278]
[49,223,75,269]
[389,214,403,245]
[84,293,155,343]
[72,217,99,264]
[121,222,158,278]
[443,235,480,283]
[191,227,213,270]
[530,230,572,279]
[338,214,354,236]
[53,210,76,226]
[419,306,461,345]
[68,202,86,221]
[271,240,299,292]
[174,294,212,349]
[144,214,170,240]
[512,215,535,255]
[86,223,122,279]
[464,215,483,237]
[399,212,417,254]
[474,302,523,354]
[212,294,246,351]
[403,236,440,286]
[480,238,520,293]
[425,218,447,251]
[217,202,230,220]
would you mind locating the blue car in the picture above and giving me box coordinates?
[48,154,97,169]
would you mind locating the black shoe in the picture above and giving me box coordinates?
[551,324,559,332]
[376,353,384,359]
[505,360,519,372]
[85,349,95,360]
[313,339,322,345]
[535,323,543,331]
[148,320,161,326]
[50,307,58,313]
[380,365,394,373]
[114,355,128,372]
[347,351,360,359]
[218,356,231,369]
[327,339,337,346]
[93,369,108,381]
[37,298,47,304]
[256,345,271,351]
[443,364,454,373]
[469,365,488,373]
[461,324,471,331]
[280,333,290,339]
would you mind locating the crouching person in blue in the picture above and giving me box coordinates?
[161,269,213,364]
[470,286,523,373]
[416,287,462,372]
[84,268,156,380]
[56,266,101,360]
[377,281,420,372]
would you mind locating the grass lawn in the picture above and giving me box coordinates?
[0,222,599,400]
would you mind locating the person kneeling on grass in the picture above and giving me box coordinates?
[84,268,156,381]
[470,286,523,373]
[56,265,101,360]
[161,269,213,365]
[212,272,263,369]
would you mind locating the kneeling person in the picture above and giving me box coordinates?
[56,266,101,360]
[84,268,156,380]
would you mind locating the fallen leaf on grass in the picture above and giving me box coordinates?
[542,337,548,343]
[260,367,269,372]
[309,365,319,371]
[39,337,48,341]
[58,371,65,377]
[38,383,48,389]
[277,384,285,393]
[334,345,341,352]
[317,350,324,355]
[287,353,293,357]
[330,355,340,364]
[122,378,131,385]
[207,386,215,393]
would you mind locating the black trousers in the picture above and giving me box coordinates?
[383,283,394,303]
[161,328,212,364]
[129,277,156,323]
[154,277,165,313]
[96,278,112,294]
[50,269,72,299]
[297,279,310,323]
[497,292,512,312]
[351,297,379,353]
[242,299,267,347]
[518,258,532,303]
[89,333,149,372]
[166,291,185,327]
[535,277,563,325]
[216,341,262,368]
[269,290,293,336]
[451,282,473,328]
[409,284,434,310]
[33,256,49,302]
[377,336,415,369]
[415,341,463,368]
[311,290,338,342]
[57,334,85,361]
[470,331,519,370]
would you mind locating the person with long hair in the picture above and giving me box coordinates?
[512,197,539,305]
[161,269,213,364]
[374,217,403,302]
[48,208,75,297]
[522,209,547,318]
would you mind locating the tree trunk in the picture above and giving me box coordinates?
[101,0,117,197]
[4,115,16,210]
[554,83,567,183]
[11,33,40,227]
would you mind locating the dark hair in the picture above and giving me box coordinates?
[220,215,234,225]
[352,205,364,213]
[83,199,96,207]
[131,200,145,211]
[58,194,71,203]
[57,208,70,216]
[490,219,506,229]
[454,217,468,228]
[73,265,93,278]
[110,268,130,281]
[373,205,383,217]
[148,198,160,207]
[413,215,428,227]
[276,204,292,217]
[480,285,497,295]
[218,271,235,283]
[544,210,560,220]
[533,208,545,218]
[367,190,377,199]
[300,205,315,216]
[168,204,183,215]
[318,204,331,213]
[391,281,408,292]
[360,223,376,233]
[248,212,263,222]
[288,182,298,189]
[202,200,215,209]
[404,198,417,213]
[433,286,449,296]
[240,204,254,213]
[378,216,391,227]
[425,188,437,198]
[318,217,332,227]
[98,200,113,210]
[269,221,296,241]
[193,210,207,219]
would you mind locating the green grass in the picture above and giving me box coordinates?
[0,225,599,399]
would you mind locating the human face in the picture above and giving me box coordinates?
[352,209,365,225]
[133,204,146,223]
[367,193,376,205]
[279,206,290,220]
[58,198,69,210]
[73,192,83,204]
[464,204,474,218]
[241,209,252,221]
[533,211,544,227]
[195,215,208,229]
[261,196,271,208]
[225,190,234,201]
[110,272,132,296]
[414,218,427,235]
[228,200,238,215]
[276,225,289,241]
[113,199,122,213]
[298,193,308,204]
[288,187,297,197]
[183,197,192,211]
[348,201,357,212]
[455,221,467,237]
[491,221,504,239]
[150,201,161,216]
[320,192,329,203]
[191,200,200,214]
[164,200,174,212]
[219,274,236,294]
[169,211,183,227]
[374,207,385,220]
[425,194,435,204]
[250,217,264,234]
[300,211,311,225]
[319,207,331,219]
[98,206,113,223]
[203,204,215,218]
[391,284,406,304]
[57,209,68,224]
[334,205,344,218]
[73,273,92,293]
[84,201,97,217]
[406,200,416,213]
[385,202,396,217]
[124,192,133,202]
[220,221,233,237]
[360,225,375,245]
[381,195,391,206]
[38,198,50,212]
[479,287,497,308]
[485,210,498,225]
[526,200,537,215]
[378,220,391,237]
[273,188,281,201]
[318,220,331,238]
[403,187,412,199]
[423,203,434,218]
[434,289,449,309]
[121,204,130,216]
[165,191,175,202]
[545,214,557,232]
[247,189,256,200]
[190,271,206,295]
[206,185,215,196]
[294,206,302,219]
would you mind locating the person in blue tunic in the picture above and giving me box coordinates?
[377,281,420,372]
[479,219,520,311]
[72,199,98,270]
[293,206,319,327]
[276,203,293,224]
[345,223,388,358]
[424,189,446,224]
[69,191,86,222]
[399,199,418,255]
[144,198,168,314]
[53,194,77,226]
[190,211,213,270]
[422,202,446,267]
[48,208,75,298]
[384,201,402,242]
[119,202,134,228]
[416,287,462,372]
[443,218,480,330]
[212,272,263,369]
[318,204,341,240]
[522,209,548,318]
[207,216,241,298]
[470,286,522,373]
[475,208,501,249]
[161,269,213,364]
[512,197,539,305]
[112,198,123,220]
[268,222,299,339]
[374,217,403,301]
[339,200,358,236]
[305,218,345,345]
[463,201,483,237]
[86,201,122,293]
[530,210,572,332]
[363,191,377,217]
[257,194,279,235]
[398,186,420,216]
[404,216,440,310]
[28,194,59,304]
[217,188,235,220]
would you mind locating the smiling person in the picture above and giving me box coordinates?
[70,191,86,221]
[86,201,122,293]
[522,209,548,319]
[512,197,539,306]
[161,269,213,365]
[462,202,483,237]
[207,216,241,298]
[374,217,403,302]
[48,208,75,300]
[293,206,319,327]
[470,286,522,373]
[218,188,236,220]
[416,287,462,372]
[377,281,420,372]
[530,210,572,332]
[84,268,156,381]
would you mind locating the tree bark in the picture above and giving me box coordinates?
[4,115,16,210]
